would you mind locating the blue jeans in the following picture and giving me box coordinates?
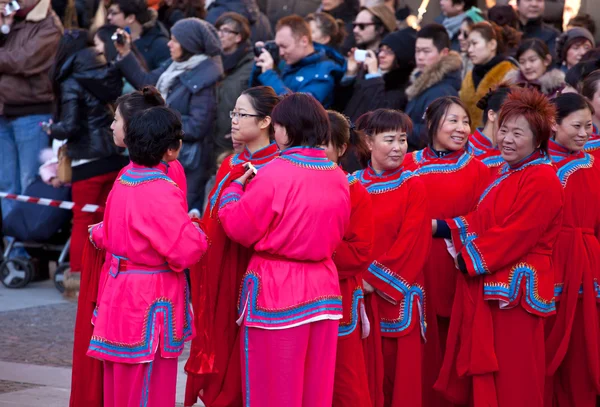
[0,114,51,220]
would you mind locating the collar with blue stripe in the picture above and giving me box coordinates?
[278,146,337,170]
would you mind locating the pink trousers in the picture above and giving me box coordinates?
[241,319,338,407]
[103,355,178,407]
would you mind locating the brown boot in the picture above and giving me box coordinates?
[63,269,80,299]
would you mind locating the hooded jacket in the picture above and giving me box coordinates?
[134,9,171,70]
[405,51,463,150]
[50,47,127,180]
[0,0,63,117]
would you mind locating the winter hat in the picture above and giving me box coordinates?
[380,27,416,65]
[556,27,595,63]
[171,18,222,57]
[364,5,397,34]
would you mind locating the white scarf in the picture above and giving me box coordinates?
[156,54,208,98]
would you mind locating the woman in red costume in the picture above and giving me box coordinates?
[432,87,564,407]
[184,86,280,407]
[324,111,374,407]
[468,85,513,175]
[581,71,600,157]
[354,109,432,407]
[545,93,600,407]
[69,86,186,407]
[404,97,490,406]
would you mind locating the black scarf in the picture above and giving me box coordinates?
[223,42,250,74]
[472,55,505,89]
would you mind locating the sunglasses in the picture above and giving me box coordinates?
[353,22,377,30]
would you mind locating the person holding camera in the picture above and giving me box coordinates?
[0,0,62,223]
[250,15,344,108]
[107,0,170,70]
[113,17,223,212]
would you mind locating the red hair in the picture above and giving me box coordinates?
[498,87,556,153]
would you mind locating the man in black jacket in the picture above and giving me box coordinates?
[518,0,560,57]
[107,0,170,70]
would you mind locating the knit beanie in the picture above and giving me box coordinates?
[380,27,416,65]
[556,27,595,63]
[171,18,222,57]
[364,4,397,34]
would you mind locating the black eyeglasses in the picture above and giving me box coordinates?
[218,27,239,35]
[353,22,377,30]
[229,111,263,120]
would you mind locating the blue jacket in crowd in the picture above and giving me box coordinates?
[250,44,345,108]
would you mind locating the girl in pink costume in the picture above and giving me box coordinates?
[87,107,208,407]
[218,93,351,406]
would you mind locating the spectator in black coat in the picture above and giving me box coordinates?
[107,0,171,70]
[341,27,416,122]
[45,29,127,282]
[205,0,273,42]
[114,18,223,210]
[517,0,560,57]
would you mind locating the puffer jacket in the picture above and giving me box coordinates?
[250,44,345,108]
[50,47,127,180]
[206,0,273,43]
[0,0,63,117]
[405,51,463,150]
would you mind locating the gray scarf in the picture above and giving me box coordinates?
[156,54,208,98]
[441,12,466,40]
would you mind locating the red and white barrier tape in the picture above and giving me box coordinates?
[0,192,104,213]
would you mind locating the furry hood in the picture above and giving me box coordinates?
[504,68,565,96]
[406,51,463,100]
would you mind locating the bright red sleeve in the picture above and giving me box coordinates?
[364,177,432,302]
[334,181,374,280]
[218,173,279,248]
[449,168,563,277]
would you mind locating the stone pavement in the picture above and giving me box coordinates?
[0,279,198,406]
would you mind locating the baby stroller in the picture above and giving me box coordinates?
[1,177,72,292]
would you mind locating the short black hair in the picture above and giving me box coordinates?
[451,0,476,10]
[126,107,184,167]
[116,86,165,133]
[553,92,595,124]
[362,109,413,138]
[110,0,149,23]
[271,93,329,148]
[417,24,450,52]
[477,84,513,125]
[425,96,471,145]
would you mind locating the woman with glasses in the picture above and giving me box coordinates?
[505,39,565,97]
[217,93,350,406]
[340,29,417,123]
[113,17,222,215]
[184,86,280,407]
[213,12,255,156]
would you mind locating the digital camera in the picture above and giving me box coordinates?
[253,41,280,66]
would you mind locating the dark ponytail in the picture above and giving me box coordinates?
[115,86,166,131]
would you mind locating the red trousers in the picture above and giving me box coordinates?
[241,320,338,407]
[546,303,599,407]
[70,171,118,272]
[489,305,545,407]
[333,328,371,407]
[103,355,178,407]
[382,325,423,407]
